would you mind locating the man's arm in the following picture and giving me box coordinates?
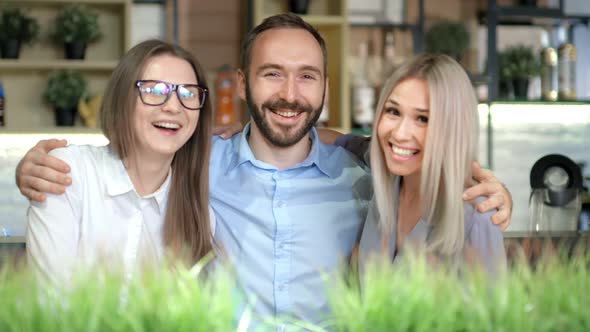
[16,123,245,202]
[464,162,513,231]
[16,139,72,202]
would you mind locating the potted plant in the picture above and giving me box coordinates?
[0,8,40,59]
[425,21,470,61]
[43,70,87,126]
[288,0,310,14]
[51,4,102,60]
[499,45,541,99]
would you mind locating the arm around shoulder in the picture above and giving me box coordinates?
[26,146,83,284]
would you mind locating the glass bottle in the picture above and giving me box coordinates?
[539,30,558,101]
[215,64,236,126]
[557,24,576,100]
[351,41,374,133]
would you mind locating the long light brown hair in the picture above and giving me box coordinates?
[370,54,479,256]
[101,39,212,263]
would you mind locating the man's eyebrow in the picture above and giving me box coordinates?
[300,65,322,76]
[255,64,322,76]
[256,63,283,75]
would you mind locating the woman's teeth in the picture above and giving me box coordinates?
[392,146,415,156]
[153,122,180,129]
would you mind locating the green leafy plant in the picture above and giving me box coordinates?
[0,7,40,44]
[425,21,470,60]
[0,262,237,332]
[43,70,87,110]
[51,4,102,44]
[499,45,542,80]
[327,249,590,332]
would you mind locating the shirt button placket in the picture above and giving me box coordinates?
[273,171,290,315]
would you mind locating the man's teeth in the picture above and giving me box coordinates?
[392,146,415,156]
[275,110,299,118]
[153,122,180,129]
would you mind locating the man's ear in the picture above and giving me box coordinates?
[324,77,329,101]
[237,69,247,102]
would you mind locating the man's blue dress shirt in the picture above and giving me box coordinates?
[209,124,371,328]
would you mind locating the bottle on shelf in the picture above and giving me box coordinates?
[0,82,4,127]
[382,32,397,83]
[539,29,558,102]
[557,24,576,100]
[351,41,375,133]
[214,64,236,127]
[317,85,329,127]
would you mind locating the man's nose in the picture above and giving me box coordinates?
[278,76,298,103]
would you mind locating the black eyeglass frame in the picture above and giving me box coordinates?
[135,80,208,110]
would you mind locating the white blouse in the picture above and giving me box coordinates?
[26,144,215,284]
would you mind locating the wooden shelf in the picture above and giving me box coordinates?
[0,0,130,130]
[0,60,118,71]
[350,22,418,30]
[1,0,128,5]
[301,15,346,26]
[0,127,103,134]
[0,236,25,244]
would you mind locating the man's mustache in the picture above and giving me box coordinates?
[262,99,313,113]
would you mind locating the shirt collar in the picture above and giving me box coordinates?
[104,146,172,215]
[226,123,339,178]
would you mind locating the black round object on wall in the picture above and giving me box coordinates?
[530,154,583,207]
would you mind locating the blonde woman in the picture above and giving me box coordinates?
[358,54,506,275]
[26,40,215,284]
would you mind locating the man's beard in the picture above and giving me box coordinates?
[245,81,324,148]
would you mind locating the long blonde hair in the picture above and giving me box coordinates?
[370,54,479,256]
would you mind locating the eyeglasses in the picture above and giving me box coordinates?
[135,80,208,110]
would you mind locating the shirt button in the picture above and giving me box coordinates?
[278,283,286,291]
[277,242,284,250]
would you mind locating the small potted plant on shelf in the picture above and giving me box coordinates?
[425,21,470,62]
[43,70,87,126]
[288,0,310,14]
[51,4,102,60]
[0,7,40,59]
[498,45,541,99]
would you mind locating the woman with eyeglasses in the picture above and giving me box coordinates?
[26,39,214,284]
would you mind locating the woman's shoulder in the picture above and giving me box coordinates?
[48,144,109,162]
[48,145,115,180]
[464,197,503,243]
[463,198,507,275]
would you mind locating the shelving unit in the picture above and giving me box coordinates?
[251,0,349,132]
[0,0,131,130]
[349,0,424,55]
[0,60,119,71]
[485,0,590,102]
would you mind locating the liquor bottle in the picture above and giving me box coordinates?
[351,41,374,133]
[539,30,558,101]
[557,25,576,100]
[0,82,4,127]
[317,85,329,127]
[214,64,236,126]
[382,32,397,83]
